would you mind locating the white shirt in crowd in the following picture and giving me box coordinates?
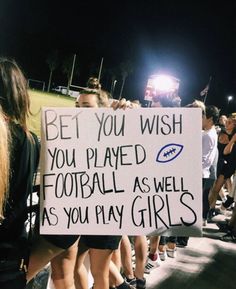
[202,127,218,178]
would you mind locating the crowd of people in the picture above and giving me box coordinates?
[0,57,235,289]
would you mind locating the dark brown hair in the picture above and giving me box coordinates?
[0,57,30,132]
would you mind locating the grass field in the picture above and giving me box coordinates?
[28,90,75,136]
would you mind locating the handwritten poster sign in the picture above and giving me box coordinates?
[40,107,202,236]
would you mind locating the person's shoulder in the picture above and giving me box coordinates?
[10,123,26,144]
[29,131,40,145]
[202,130,212,140]
[29,131,40,156]
[12,124,40,152]
[210,126,218,136]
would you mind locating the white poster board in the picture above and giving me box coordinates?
[40,107,202,236]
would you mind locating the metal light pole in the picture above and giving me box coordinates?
[69,54,77,86]
[98,57,104,82]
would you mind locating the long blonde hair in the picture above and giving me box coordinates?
[0,111,10,218]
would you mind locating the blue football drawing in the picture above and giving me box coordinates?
[156,143,184,163]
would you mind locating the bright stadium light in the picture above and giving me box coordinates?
[226,95,234,113]
[152,75,178,92]
[227,95,233,103]
[144,74,180,103]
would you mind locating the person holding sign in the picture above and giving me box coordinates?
[144,77,183,274]
[27,81,113,287]
[44,82,135,289]
[0,58,40,289]
[75,89,136,289]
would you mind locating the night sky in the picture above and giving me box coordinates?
[0,0,235,111]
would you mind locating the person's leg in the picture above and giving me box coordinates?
[224,176,232,193]
[147,236,160,258]
[158,236,167,261]
[27,236,64,282]
[109,241,135,289]
[134,236,147,279]
[158,236,166,252]
[89,248,113,289]
[219,187,227,201]
[120,236,135,281]
[109,260,126,288]
[134,236,147,289]
[208,175,226,208]
[166,236,177,249]
[74,242,90,289]
[202,178,215,223]
[229,206,236,231]
[144,235,161,274]
[166,236,177,258]
[203,187,210,222]
[109,260,136,289]
[50,241,78,289]
[109,246,132,288]
[221,176,235,210]
[111,246,121,271]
